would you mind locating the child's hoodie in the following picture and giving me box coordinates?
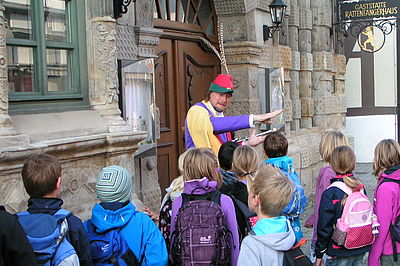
[238,217,295,266]
[369,166,400,266]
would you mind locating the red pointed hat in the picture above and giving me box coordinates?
[209,74,234,93]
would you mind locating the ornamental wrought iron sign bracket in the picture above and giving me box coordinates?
[113,0,137,19]
[334,0,399,53]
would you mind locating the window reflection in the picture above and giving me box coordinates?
[46,49,71,92]
[43,0,69,42]
[7,46,35,92]
[3,0,32,40]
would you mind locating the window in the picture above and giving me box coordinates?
[4,0,88,113]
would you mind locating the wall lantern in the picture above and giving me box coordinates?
[113,0,137,19]
[263,0,287,41]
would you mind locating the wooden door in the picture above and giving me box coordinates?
[155,37,220,194]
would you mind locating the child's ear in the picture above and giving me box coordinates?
[56,176,62,190]
[254,194,261,206]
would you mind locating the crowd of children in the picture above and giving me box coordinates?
[1,131,400,266]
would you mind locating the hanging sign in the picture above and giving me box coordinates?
[339,0,399,21]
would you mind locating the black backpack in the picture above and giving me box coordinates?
[249,230,312,266]
[378,178,400,261]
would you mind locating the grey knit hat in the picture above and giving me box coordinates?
[95,165,132,203]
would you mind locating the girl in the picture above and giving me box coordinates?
[305,131,348,261]
[220,145,259,241]
[315,146,370,266]
[369,139,400,266]
[169,148,240,265]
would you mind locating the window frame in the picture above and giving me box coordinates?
[5,0,89,114]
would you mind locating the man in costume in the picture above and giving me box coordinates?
[185,74,283,154]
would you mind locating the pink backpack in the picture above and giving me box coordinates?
[329,181,379,249]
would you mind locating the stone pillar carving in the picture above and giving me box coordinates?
[298,2,313,129]
[90,17,129,133]
[288,0,301,132]
[0,6,13,136]
[311,0,346,129]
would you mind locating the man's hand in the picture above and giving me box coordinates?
[253,110,283,124]
[247,130,266,147]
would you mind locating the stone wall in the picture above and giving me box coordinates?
[214,0,347,199]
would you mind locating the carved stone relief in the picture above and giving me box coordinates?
[92,18,119,106]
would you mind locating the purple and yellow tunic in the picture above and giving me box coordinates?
[185,101,251,154]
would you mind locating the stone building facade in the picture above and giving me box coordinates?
[0,0,346,219]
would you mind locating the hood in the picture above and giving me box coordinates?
[247,221,295,251]
[265,156,294,173]
[221,170,238,186]
[165,176,184,201]
[381,166,400,181]
[89,202,136,233]
[183,177,218,195]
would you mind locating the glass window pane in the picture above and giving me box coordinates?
[7,46,35,92]
[46,49,71,92]
[3,0,32,39]
[43,0,69,42]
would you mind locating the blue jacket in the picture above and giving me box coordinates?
[88,202,167,266]
[26,197,92,266]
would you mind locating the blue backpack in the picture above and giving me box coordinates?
[280,169,307,217]
[17,209,79,266]
[84,221,140,266]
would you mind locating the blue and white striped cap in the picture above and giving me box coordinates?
[95,166,132,203]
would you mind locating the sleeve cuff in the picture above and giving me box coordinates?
[249,114,254,128]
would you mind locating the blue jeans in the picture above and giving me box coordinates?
[325,254,364,266]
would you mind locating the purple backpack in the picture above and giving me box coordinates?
[170,190,231,266]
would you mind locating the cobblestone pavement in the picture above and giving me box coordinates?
[300,163,375,265]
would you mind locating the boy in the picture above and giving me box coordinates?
[21,153,92,265]
[86,165,168,266]
[263,132,307,243]
[218,141,240,185]
[238,165,295,265]
[0,205,38,265]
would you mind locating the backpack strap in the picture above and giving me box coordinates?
[181,190,222,206]
[328,181,353,195]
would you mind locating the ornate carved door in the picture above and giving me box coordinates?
[155,37,220,193]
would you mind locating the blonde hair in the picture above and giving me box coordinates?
[319,131,349,163]
[232,145,259,181]
[178,149,191,173]
[373,139,400,177]
[248,165,294,217]
[330,146,361,189]
[183,148,222,187]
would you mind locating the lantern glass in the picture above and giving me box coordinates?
[270,5,286,24]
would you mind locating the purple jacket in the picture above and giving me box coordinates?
[170,178,240,266]
[369,167,400,266]
[306,165,336,244]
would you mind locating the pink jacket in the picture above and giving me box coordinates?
[306,165,336,244]
[368,168,400,266]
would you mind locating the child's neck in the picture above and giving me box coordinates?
[257,212,272,220]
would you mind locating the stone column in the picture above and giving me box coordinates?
[288,0,301,132]
[298,1,313,129]
[0,6,29,147]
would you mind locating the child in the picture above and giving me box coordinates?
[20,153,92,266]
[305,130,348,261]
[220,145,258,241]
[158,149,189,249]
[263,132,307,243]
[86,165,168,266]
[315,146,370,266]
[237,164,295,266]
[170,148,240,265]
[218,141,240,185]
[0,205,38,265]
[369,139,400,266]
